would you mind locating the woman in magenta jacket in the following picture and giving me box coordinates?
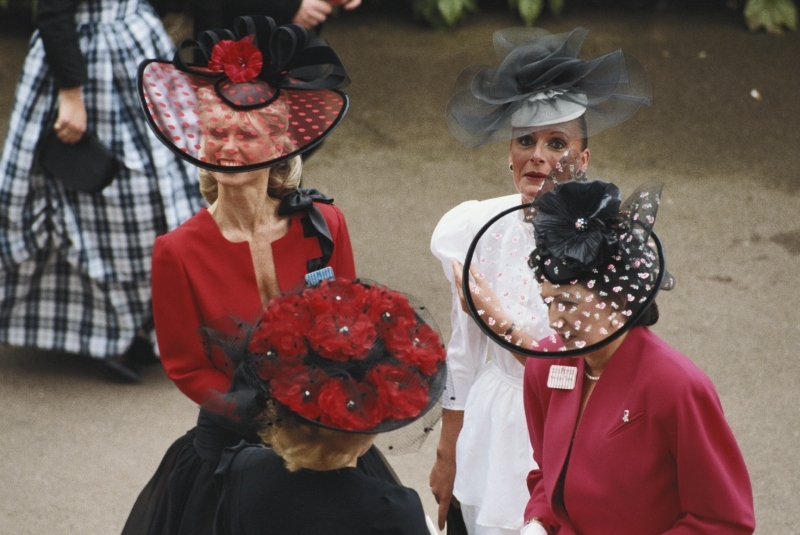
[456,179,754,534]
[518,180,755,534]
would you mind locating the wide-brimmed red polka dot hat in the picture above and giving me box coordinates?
[137,16,349,172]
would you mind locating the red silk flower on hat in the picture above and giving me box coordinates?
[307,311,377,362]
[305,282,377,362]
[367,286,418,336]
[208,36,263,83]
[367,364,429,420]
[317,378,382,431]
[269,366,327,420]
[384,316,446,376]
[248,294,312,359]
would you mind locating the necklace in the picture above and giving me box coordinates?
[584,370,600,382]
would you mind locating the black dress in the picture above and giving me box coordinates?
[121,409,260,535]
[122,410,402,535]
[213,442,430,535]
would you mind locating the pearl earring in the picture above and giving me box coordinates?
[509,163,513,171]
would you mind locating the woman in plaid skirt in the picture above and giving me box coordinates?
[0,0,204,381]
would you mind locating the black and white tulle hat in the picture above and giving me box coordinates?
[462,179,674,358]
[137,16,350,172]
[446,27,652,148]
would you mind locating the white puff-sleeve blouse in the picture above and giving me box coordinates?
[430,194,552,408]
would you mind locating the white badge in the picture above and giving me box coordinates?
[547,365,577,390]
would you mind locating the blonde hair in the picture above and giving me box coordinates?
[195,86,302,204]
[259,402,376,472]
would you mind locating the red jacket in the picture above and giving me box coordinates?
[151,204,356,406]
[523,327,755,534]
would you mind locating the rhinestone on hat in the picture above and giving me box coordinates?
[575,217,588,231]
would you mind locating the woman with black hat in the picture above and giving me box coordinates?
[211,278,445,534]
[121,17,370,535]
[429,27,651,535]
[459,180,754,534]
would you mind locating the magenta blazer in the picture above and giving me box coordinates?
[523,327,755,534]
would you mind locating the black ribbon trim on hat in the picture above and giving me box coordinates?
[172,15,349,109]
[278,188,334,272]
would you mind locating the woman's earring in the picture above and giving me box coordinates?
[509,163,513,171]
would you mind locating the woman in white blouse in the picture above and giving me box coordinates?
[429,27,651,535]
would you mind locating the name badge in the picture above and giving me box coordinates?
[547,365,577,390]
[305,266,335,286]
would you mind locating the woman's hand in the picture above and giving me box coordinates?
[451,258,470,314]
[340,0,362,10]
[53,87,87,144]
[452,258,513,335]
[293,0,362,28]
[292,0,333,28]
[430,408,463,530]
[429,450,458,530]
[452,258,532,364]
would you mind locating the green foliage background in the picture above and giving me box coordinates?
[407,0,797,33]
[0,0,37,15]
[0,0,795,33]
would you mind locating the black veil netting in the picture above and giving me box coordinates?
[446,27,651,148]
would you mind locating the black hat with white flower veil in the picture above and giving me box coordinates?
[446,27,651,148]
[461,179,674,358]
[137,15,349,172]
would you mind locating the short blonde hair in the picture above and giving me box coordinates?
[259,402,376,472]
[195,86,302,204]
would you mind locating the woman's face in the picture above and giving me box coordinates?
[201,116,282,169]
[509,120,590,203]
[203,122,265,168]
[540,280,622,350]
[199,107,285,187]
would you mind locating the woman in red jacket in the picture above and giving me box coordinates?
[122,18,362,535]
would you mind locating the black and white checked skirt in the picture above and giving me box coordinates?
[0,0,204,359]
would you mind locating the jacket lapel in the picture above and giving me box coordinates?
[542,361,583,505]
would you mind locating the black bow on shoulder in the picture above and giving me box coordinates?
[278,188,335,271]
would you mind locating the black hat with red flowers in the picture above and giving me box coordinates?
[137,16,350,172]
[219,279,447,435]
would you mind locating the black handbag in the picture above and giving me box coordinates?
[39,129,120,194]
[446,502,469,535]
